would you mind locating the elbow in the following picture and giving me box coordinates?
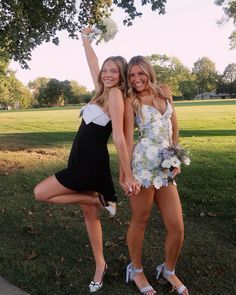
[112,134,124,146]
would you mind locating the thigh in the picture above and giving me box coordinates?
[34,175,76,200]
[154,184,184,228]
[129,186,155,220]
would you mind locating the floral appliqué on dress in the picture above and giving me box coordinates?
[132,101,176,189]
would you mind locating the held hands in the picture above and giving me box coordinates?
[120,174,141,196]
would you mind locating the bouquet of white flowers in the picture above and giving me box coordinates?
[159,144,190,180]
[87,18,118,43]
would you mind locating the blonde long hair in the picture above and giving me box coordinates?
[92,56,127,106]
[127,55,168,113]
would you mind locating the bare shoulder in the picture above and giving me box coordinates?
[159,84,173,101]
[107,87,123,99]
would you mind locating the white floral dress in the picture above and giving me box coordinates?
[132,100,176,189]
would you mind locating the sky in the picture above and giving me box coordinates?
[10,0,236,91]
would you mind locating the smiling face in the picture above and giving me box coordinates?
[101,60,120,88]
[128,64,149,94]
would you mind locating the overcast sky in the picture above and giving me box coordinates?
[10,0,236,91]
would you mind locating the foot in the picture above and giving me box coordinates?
[156,263,189,295]
[133,272,156,295]
[98,194,116,216]
[89,263,107,293]
[93,263,107,283]
[166,273,189,295]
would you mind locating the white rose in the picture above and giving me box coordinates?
[182,156,191,165]
[170,156,181,168]
[162,159,172,168]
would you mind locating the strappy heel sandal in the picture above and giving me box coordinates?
[98,194,116,217]
[156,263,189,294]
[126,263,156,294]
[89,264,107,293]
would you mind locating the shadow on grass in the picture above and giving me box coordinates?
[0,132,76,150]
[180,129,236,137]
[1,129,236,151]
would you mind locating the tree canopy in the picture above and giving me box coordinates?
[0,50,33,108]
[215,0,236,49]
[0,0,167,68]
[148,54,195,98]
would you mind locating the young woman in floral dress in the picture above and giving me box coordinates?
[120,56,189,295]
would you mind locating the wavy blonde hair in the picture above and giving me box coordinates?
[92,56,127,106]
[127,55,168,113]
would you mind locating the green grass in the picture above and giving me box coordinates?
[0,99,236,295]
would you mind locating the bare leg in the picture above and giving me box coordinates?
[155,183,188,294]
[80,204,106,282]
[127,187,156,295]
[34,175,100,205]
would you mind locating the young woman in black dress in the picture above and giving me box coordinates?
[34,27,139,293]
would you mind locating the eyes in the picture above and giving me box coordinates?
[129,71,146,79]
[101,68,119,74]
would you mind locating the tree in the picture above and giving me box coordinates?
[192,57,218,98]
[61,80,89,104]
[31,77,91,106]
[0,0,167,68]
[37,78,64,106]
[148,54,195,98]
[223,63,236,82]
[215,0,236,49]
[217,63,236,96]
[0,50,32,108]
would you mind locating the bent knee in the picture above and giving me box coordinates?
[34,184,45,201]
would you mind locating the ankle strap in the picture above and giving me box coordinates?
[132,265,143,273]
[128,263,143,273]
[98,194,108,206]
[164,264,175,276]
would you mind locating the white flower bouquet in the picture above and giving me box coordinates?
[87,18,118,43]
[159,144,190,180]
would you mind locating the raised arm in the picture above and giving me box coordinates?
[107,88,138,194]
[81,28,100,91]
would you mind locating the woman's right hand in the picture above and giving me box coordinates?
[81,27,93,38]
[123,175,140,196]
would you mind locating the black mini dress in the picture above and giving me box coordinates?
[55,104,116,202]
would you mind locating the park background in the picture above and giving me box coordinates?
[0,0,236,294]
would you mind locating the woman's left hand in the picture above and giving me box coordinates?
[172,167,181,178]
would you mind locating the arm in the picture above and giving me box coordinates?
[124,97,135,158]
[107,88,137,193]
[160,85,179,145]
[81,28,100,91]
[161,85,180,177]
[119,97,135,190]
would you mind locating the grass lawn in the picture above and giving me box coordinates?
[0,99,235,295]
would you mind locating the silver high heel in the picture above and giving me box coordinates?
[98,194,116,217]
[126,263,156,294]
[156,263,189,294]
[89,264,107,293]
